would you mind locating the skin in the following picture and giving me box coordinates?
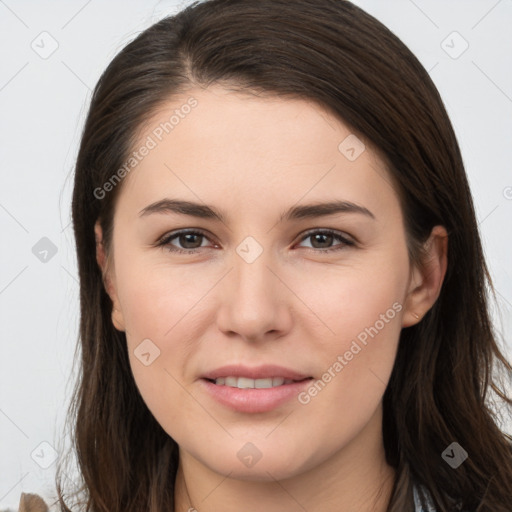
[95,85,448,512]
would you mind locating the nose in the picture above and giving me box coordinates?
[215,244,293,343]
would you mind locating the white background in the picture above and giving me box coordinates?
[1,0,511,509]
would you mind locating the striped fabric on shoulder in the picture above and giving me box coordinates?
[413,483,437,511]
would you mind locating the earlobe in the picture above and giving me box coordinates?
[402,225,448,328]
[111,307,126,332]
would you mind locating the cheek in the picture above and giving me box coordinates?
[113,253,220,421]
[291,256,406,346]
[115,247,210,339]
[115,260,208,439]
[290,255,406,414]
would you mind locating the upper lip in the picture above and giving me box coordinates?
[201,364,312,381]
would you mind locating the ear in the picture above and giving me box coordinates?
[94,220,126,332]
[402,225,448,328]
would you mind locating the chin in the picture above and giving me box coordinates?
[213,460,304,482]
[195,445,314,482]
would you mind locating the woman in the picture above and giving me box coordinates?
[21,0,512,510]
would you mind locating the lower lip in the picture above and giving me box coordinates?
[199,378,313,413]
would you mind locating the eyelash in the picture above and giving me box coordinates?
[156,228,355,255]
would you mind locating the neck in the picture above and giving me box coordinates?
[173,406,396,512]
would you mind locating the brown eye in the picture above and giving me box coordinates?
[158,229,213,254]
[176,233,204,249]
[297,229,355,253]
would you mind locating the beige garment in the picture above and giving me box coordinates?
[17,493,49,512]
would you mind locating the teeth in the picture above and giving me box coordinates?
[214,376,296,388]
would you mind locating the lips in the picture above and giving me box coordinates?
[200,375,314,413]
[199,364,315,412]
[201,364,312,382]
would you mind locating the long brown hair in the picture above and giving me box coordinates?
[55,0,512,510]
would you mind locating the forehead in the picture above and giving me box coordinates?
[116,85,401,223]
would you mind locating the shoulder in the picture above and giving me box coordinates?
[17,492,49,512]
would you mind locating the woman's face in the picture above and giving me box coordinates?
[97,85,428,480]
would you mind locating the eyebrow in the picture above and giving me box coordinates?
[138,198,375,222]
